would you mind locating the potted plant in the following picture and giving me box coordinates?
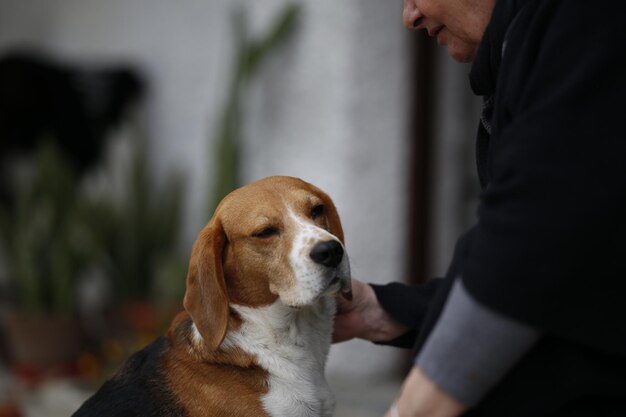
[0,142,87,373]
[88,138,187,337]
[0,134,188,381]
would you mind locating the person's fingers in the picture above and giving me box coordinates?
[332,278,364,342]
[332,310,359,342]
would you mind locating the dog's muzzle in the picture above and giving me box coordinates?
[310,240,344,268]
[310,240,352,299]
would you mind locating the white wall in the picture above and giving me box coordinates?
[0,0,412,379]
[241,0,411,378]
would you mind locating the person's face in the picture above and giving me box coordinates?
[402,0,495,63]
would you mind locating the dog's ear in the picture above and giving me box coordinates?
[183,218,229,350]
[319,192,345,244]
[319,191,352,300]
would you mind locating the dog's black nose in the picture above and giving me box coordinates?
[310,240,344,268]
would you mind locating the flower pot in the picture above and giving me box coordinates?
[1,312,81,371]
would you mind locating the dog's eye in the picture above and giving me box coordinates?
[252,227,279,239]
[311,204,325,219]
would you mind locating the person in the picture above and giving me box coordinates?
[333,0,626,416]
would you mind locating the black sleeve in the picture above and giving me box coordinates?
[461,0,626,354]
[370,279,442,348]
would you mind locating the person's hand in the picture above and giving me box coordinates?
[383,367,467,417]
[333,278,410,343]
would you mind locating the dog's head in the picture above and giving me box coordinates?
[184,176,351,350]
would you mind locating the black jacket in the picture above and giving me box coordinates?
[374,0,626,415]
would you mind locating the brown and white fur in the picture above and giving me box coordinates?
[74,176,351,417]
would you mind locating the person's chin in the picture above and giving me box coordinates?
[449,50,474,63]
[446,40,478,63]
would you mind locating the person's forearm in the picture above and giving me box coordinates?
[388,367,467,417]
[385,279,540,417]
[416,278,541,406]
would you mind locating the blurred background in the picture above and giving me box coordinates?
[0,0,481,416]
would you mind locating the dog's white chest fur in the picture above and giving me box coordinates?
[222,297,337,417]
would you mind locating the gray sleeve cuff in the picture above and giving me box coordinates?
[415,278,541,407]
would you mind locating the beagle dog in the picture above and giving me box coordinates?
[73,176,351,417]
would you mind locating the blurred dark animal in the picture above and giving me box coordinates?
[0,51,144,204]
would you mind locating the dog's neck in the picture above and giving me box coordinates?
[224,297,337,417]
[225,296,336,359]
[180,297,336,417]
